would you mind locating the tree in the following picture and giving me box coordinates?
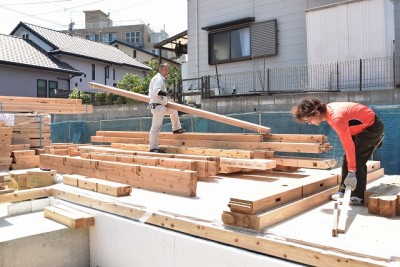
[68,87,91,104]
[94,59,181,105]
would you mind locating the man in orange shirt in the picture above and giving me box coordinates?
[291,97,384,205]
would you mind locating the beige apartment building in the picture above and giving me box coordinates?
[65,10,172,59]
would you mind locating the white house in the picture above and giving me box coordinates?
[187,0,398,94]
[1,22,151,97]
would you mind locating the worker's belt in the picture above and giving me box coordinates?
[149,103,162,109]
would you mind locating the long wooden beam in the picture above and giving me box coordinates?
[88,82,270,134]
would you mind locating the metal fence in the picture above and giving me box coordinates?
[179,56,398,102]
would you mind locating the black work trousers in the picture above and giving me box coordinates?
[340,115,384,199]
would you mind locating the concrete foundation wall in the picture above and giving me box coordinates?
[88,208,302,267]
[0,212,90,267]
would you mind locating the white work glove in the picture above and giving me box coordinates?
[344,172,357,191]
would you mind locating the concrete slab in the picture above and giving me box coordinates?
[0,211,90,267]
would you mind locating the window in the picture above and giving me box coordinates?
[48,80,58,97]
[209,27,250,64]
[125,31,140,44]
[92,64,96,80]
[102,33,116,43]
[37,79,47,97]
[203,17,277,64]
[133,50,137,58]
[113,69,116,80]
[105,66,109,78]
[86,34,99,42]
[151,49,159,55]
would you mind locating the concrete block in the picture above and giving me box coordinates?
[32,198,50,212]
[0,212,89,267]
[370,89,394,105]
[328,92,349,102]
[7,201,32,217]
[348,91,372,105]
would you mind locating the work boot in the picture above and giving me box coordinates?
[349,197,364,206]
[331,192,343,201]
[173,129,186,134]
[149,148,165,153]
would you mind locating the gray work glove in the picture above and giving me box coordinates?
[344,172,357,191]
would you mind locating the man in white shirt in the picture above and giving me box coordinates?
[148,64,185,153]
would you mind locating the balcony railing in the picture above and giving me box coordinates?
[181,56,398,100]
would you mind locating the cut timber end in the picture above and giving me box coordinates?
[88,82,270,135]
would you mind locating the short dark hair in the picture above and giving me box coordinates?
[159,63,169,71]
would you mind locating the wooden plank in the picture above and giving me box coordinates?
[272,156,337,169]
[11,150,36,157]
[229,184,303,214]
[223,186,339,230]
[44,204,94,229]
[118,143,254,159]
[264,134,328,143]
[0,187,52,203]
[89,82,270,134]
[337,186,352,234]
[40,154,197,197]
[220,157,276,170]
[96,131,264,142]
[332,202,339,237]
[94,135,331,154]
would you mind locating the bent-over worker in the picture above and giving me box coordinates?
[291,97,384,205]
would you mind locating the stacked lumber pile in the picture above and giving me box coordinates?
[38,131,337,197]
[223,161,385,230]
[365,176,400,217]
[0,172,13,194]
[10,150,40,170]
[12,114,52,149]
[0,122,12,171]
[92,131,335,171]
[40,153,197,197]
[0,96,93,114]
[8,168,56,190]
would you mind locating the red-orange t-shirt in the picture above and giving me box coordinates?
[326,102,376,172]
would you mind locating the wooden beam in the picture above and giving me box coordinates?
[0,187,52,204]
[93,136,331,153]
[40,154,197,197]
[337,186,352,233]
[272,156,337,169]
[96,131,264,142]
[88,82,270,134]
[219,158,276,170]
[44,204,95,229]
[223,186,339,230]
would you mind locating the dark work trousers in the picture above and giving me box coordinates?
[340,115,384,199]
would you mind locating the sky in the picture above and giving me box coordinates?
[0,0,187,36]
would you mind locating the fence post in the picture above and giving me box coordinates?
[336,61,339,92]
[359,59,362,91]
[267,68,271,94]
[393,55,396,90]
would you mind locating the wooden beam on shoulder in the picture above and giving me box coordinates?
[89,82,270,134]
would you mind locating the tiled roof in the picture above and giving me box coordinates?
[20,22,151,70]
[0,34,80,74]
